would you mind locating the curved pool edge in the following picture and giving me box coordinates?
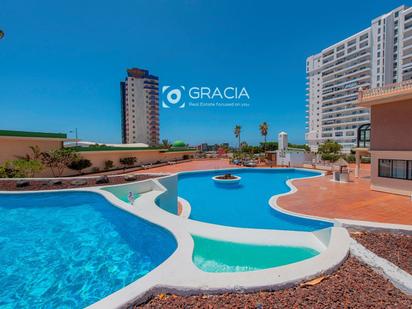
[87,169,351,308]
[0,169,351,309]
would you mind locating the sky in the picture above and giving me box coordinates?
[0,0,406,146]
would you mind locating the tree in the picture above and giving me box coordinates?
[161,139,170,148]
[234,125,241,149]
[41,148,79,177]
[16,145,42,161]
[259,122,269,151]
[318,140,342,162]
[119,157,137,170]
[67,159,92,175]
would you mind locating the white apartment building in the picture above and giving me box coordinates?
[306,5,412,153]
[120,68,160,146]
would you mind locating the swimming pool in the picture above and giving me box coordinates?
[0,191,176,308]
[192,235,319,273]
[178,169,332,231]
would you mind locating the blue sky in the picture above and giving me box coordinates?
[0,0,405,146]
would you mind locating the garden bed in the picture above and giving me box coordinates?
[0,174,161,191]
[137,257,412,308]
[351,231,412,275]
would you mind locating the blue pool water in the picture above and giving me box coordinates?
[178,169,332,231]
[0,191,176,308]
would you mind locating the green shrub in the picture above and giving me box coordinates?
[119,157,137,168]
[321,153,340,162]
[343,154,356,163]
[104,160,114,170]
[361,157,371,163]
[67,159,92,174]
[0,159,43,178]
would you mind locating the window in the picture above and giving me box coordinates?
[379,159,412,180]
[408,161,412,179]
[379,159,391,177]
[392,160,407,179]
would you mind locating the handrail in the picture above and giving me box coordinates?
[358,79,412,100]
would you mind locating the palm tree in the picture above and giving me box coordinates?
[234,125,241,149]
[259,122,269,151]
[161,139,170,148]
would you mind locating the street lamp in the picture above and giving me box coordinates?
[69,128,78,147]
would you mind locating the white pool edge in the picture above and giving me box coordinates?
[0,168,351,309]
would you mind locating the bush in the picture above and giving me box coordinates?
[0,159,43,178]
[67,159,92,175]
[343,154,356,163]
[41,148,79,177]
[321,153,340,162]
[119,157,137,169]
[104,160,114,170]
[361,157,371,164]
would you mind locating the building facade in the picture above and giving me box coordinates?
[306,5,412,153]
[356,81,412,196]
[120,68,160,146]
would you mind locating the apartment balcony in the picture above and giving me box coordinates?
[322,91,359,104]
[322,118,370,128]
[322,105,364,115]
[322,110,369,121]
[322,80,370,97]
[322,71,370,91]
[322,58,371,80]
[321,45,369,69]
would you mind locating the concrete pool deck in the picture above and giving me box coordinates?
[135,160,412,226]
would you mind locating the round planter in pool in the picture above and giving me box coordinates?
[212,175,241,184]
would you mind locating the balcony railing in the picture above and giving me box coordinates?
[358,79,412,100]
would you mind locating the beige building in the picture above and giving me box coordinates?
[356,81,412,196]
[120,68,160,146]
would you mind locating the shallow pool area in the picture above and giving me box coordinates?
[0,191,176,308]
[192,235,319,273]
[178,169,332,231]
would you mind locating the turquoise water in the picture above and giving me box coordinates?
[0,192,176,308]
[178,169,332,231]
[101,185,140,204]
[192,235,319,272]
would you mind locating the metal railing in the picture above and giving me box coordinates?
[358,79,412,100]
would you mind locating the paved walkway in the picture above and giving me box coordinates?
[135,160,412,225]
[278,166,412,225]
[135,159,237,174]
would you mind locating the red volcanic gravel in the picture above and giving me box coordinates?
[137,257,412,309]
[0,174,161,191]
[351,231,412,275]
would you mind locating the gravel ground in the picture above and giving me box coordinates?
[351,231,412,275]
[0,174,161,191]
[137,257,412,309]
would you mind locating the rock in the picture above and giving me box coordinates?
[95,175,109,184]
[16,180,30,188]
[48,179,62,186]
[70,179,87,186]
[124,174,138,181]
